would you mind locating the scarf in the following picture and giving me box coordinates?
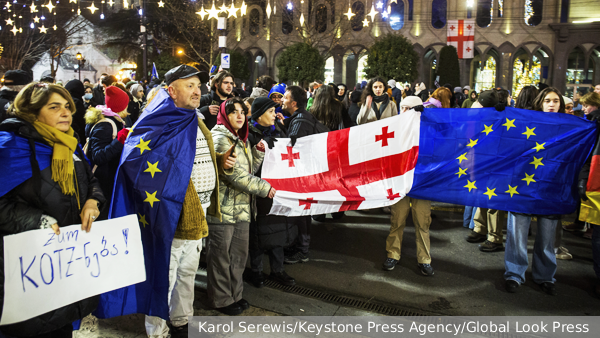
[424,97,442,108]
[32,121,79,195]
[371,94,390,120]
[216,101,249,142]
[252,121,277,136]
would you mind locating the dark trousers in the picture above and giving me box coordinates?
[24,324,73,338]
[250,246,285,273]
[295,216,311,254]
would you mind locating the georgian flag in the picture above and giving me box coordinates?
[262,111,420,216]
[447,19,475,59]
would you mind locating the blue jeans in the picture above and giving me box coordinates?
[463,206,476,229]
[593,224,600,280]
[504,212,557,284]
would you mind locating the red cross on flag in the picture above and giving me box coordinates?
[447,19,475,59]
[261,111,421,216]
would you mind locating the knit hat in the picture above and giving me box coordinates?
[400,96,423,109]
[454,87,462,93]
[105,86,130,113]
[251,97,278,121]
[477,90,499,108]
[463,85,471,91]
[130,83,143,96]
[4,70,32,85]
[388,79,397,88]
[563,96,573,105]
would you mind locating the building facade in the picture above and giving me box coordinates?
[231,0,600,97]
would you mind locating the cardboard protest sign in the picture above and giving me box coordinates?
[1,214,145,325]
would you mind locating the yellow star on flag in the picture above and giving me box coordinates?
[135,138,151,154]
[344,7,355,20]
[505,185,519,197]
[530,156,544,169]
[464,180,477,192]
[455,167,467,178]
[144,161,162,178]
[227,3,238,18]
[481,124,493,135]
[532,142,545,152]
[466,139,478,148]
[522,173,536,186]
[522,126,536,139]
[456,152,468,164]
[144,191,160,208]
[483,187,497,200]
[207,3,220,19]
[138,213,149,227]
[502,118,516,131]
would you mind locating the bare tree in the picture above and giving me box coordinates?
[0,29,47,72]
[46,15,90,78]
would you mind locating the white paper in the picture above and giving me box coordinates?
[221,52,230,67]
[1,214,145,325]
[217,17,226,30]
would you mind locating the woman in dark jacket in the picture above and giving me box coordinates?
[0,82,104,337]
[311,85,354,130]
[247,97,297,288]
[84,86,129,221]
[347,90,362,124]
[128,84,145,125]
[64,79,87,145]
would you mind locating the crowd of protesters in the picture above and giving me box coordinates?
[1,65,600,338]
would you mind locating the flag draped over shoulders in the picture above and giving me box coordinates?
[95,88,198,320]
[408,107,596,215]
[0,132,52,198]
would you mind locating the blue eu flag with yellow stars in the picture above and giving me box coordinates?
[94,88,198,320]
[408,107,597,215]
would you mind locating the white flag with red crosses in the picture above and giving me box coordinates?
[447,19,475,59]
[261,111,421,216]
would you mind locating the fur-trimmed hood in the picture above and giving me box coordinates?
[84,106,125,125]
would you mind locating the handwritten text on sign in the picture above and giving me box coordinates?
[1,214,145,325]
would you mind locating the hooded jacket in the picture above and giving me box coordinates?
[208,106,271,225]
[84,107,125,220]
[462,90,479,108]
[0,118,105,337]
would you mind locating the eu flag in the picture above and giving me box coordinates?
[408,107,597,215]
[94,89,197,320]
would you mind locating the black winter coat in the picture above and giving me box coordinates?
[284,108,327,139]
[89,84,105,107]
[0,90,18,123]
[199,91,232,131]
[128,98,142,125]
[0,118,105,337]
[248,123,298,250]
[85,116,124,220]
[391,87,402,109]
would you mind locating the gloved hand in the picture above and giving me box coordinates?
[264,137,278,149]
[117,128,130,145]
[578,179,589,201]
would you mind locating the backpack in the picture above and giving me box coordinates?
[293,115,330,135]
[82,118,117,173]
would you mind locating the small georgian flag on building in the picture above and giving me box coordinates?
[261,111,420,216]
[447,19,475,59]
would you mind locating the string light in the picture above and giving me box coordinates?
[158,0,164,7]
[286,2,292,10]
[87,2,98,13]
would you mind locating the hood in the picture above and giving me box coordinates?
[268,83,287,98]
[84,106,125,125]
[250,87,269,98]
[65,79,85,98]
[468,90,478,100]
[216,100,249,142]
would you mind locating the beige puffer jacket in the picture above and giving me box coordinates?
[208,124,271,225]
